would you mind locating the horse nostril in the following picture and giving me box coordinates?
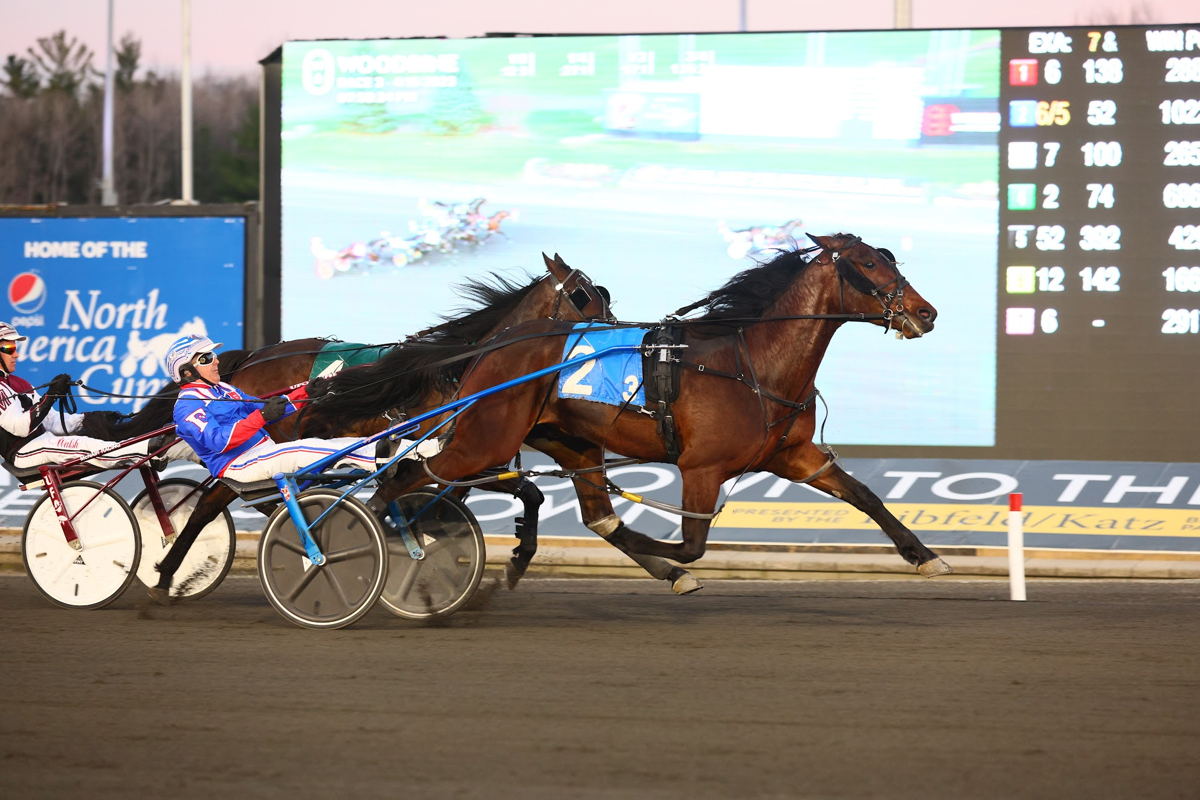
[919,307,936,321]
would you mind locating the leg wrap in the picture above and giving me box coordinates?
[508,479,543,587]
[586,513,622,537]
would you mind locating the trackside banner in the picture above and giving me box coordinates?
[0,216,246,411]
[1,454,1198,555]
[457,455,1200,554]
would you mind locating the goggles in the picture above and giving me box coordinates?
[0,341,19,355]
[193,352,216,367]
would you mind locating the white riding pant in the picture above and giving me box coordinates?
[219,436,441,484]
[14,431,149,470]
[219,437,377,483]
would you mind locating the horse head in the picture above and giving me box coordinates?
[542,252,613,321]
[807,233,937,338]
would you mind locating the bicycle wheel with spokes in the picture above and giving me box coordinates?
[131,477,236,600]
[257,489,387,630]
[21,481,140,609]
[378,489,486,620]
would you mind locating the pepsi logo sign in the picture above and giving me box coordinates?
[8,272,47,314]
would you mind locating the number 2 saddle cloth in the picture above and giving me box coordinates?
[556,323,649,408]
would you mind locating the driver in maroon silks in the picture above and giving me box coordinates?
[0,321,163,471]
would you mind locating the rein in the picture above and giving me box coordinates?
[312,243,909,403]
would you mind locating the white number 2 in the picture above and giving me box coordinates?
[562,344,596,396]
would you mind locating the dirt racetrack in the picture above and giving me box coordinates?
[1,573,1197,799]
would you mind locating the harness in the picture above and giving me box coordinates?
[633,241,915,468]
[407,239,920,518]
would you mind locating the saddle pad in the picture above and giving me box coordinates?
[557,324,646,407]
[309,342,392,382]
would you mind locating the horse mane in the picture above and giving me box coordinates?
[685,247,817,335]
[310,272,541,422]
[429,272,540,344]
[215,348,255,375]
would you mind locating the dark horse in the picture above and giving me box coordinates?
[83,255,699,593]
[333,233,952,576]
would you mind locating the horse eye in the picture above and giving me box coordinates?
[863,260,876,270]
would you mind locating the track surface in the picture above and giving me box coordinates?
[2,574,1197,799]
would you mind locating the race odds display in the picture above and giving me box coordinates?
[277,24,1200,460]
[998,26,1200,459]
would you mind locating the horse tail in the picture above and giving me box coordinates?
[78,382,181,439]
[217,349,253,377]
[310,339,470,421]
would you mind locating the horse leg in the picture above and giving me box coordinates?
[367,398,536,512]
[604,466,724,564]
[768,445,952,576]
[527,426,701,594]
[466,473,544,589]
[150,483,239,598]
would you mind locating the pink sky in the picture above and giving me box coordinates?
[2,0,1197,76]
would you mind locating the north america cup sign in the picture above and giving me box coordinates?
[0,216,246,411]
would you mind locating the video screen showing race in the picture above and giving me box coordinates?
[280,30,1000,447]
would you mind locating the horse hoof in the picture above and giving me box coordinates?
[918,558,952,578]
[672,573,703,595]
[504,562,525,590]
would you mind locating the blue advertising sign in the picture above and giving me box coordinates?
[0,216,245,411]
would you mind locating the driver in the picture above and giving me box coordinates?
[165,334,437,484]
[0,321,164,470]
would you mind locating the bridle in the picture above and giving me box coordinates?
[816,238,923,338]
[548,267,614,323]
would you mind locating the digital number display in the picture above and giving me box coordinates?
[998,25,1200,460]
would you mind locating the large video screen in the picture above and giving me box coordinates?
[278,25,1200,460]
[281,30,1000,450]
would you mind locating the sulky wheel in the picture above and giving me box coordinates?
[21,481,140,609]
[257,489,387,630]
[131,477,236,601]
[378,489,486,620]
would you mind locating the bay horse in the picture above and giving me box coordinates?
[347,233,952,576]
[83,255,699,594]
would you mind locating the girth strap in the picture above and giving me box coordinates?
[642,326,685,463]
[677,359,819,414]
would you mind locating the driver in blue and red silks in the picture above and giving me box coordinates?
[149,334,438,604]
[165,333,436,485]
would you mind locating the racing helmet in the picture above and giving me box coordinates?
[0,321,28,342]
[163,334,223,381]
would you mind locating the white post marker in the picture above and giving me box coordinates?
[1008,492,1026,601]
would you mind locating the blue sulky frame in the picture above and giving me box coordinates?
[264,343,648,568]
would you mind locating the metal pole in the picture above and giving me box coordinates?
[894,0,912,29]
[100,0,117,205]
[180,0,194,203]
[738,0,747,32]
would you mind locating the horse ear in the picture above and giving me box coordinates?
[807,233,826,248]
[553,252,566,265]
[542,252,553,268]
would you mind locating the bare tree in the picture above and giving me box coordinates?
[1,30,257,206]
[114,75,180,203]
